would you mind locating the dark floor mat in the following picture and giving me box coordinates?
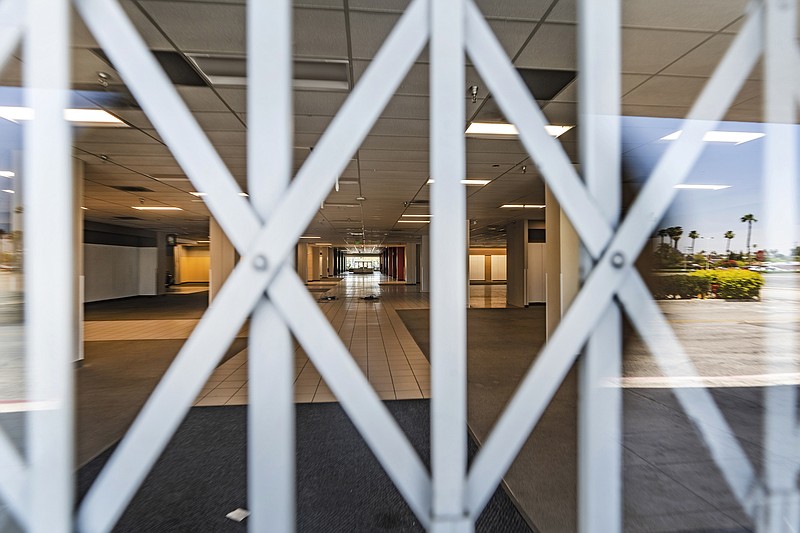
[85,291,210,321]
[77,401,532,533]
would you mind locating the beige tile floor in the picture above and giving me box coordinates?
[83,273,507,407]
[194,274,435,406]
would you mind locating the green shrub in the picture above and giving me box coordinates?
[649,274,710,299]
[689,269,764,299]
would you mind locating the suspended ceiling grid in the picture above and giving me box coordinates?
[0,0,770,247]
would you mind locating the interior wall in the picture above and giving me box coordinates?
[176,245,210,283]
[468,255,485,280]
[84,244,157,302]
[468,248,507,282]
[490,254,507,281]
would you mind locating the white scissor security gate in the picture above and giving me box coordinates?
[0,0,798,531]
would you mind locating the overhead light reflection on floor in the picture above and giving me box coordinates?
[616,372,800,388]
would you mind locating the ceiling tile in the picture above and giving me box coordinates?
[176,87,231,112]
[515,24,577,70]
[622,28,711,74]
[621,0,748,32]
[294,8,349,58]
[661,34,739,78]
[623,75,708,107]
[349,11,402,60]
[474,0,551,20]
[139,2,246,53]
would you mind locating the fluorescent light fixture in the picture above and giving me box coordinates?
[1,189,13,194]
[0,171,14,178]
[186,55,350,91]
[465,122,574,138]
[544,125,575,137]
[674,184,731,191]
[80,207,88,210]
[397,219,431,223]
[427,178,491,186]
[300,236,321,239]
[401,214,432,218]
[132,206,183,211]
[0,106,125,126]
[191,191,248,197]
[500,204,546,208]
[197,240,210,244]
[660,130,765,144]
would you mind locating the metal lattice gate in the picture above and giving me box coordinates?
[0,0,798,531]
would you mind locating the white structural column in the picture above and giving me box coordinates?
[209,218,236,303]
[761,0,800,531]
[576,0,622,531]
[505,220,526,308]
[430,0,469,529]
[247,0,295,531]
[23,0,74,531]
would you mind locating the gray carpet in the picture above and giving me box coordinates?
[78,402,533,532]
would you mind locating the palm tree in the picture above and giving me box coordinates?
[658,228,669,246]
[667,226,683,249]
[688,230,699,255]
[724,230,735,253]
[741,214,757,257]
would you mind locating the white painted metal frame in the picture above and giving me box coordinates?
[0,0,797,531]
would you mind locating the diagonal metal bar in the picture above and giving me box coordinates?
[267,265,432,527]
[464,0,610,260]
[465,0,762,265]
[616,274,764,516]
[246,0,295,531]
[77,255,268,532]
[0,0,24,73]
[77,2,429,529]
[73,0,259,252]
[430,0,468,528]
[245,0,428,268]
[0,429,26,528]
[465,3,763,516]
[465,241,631,517]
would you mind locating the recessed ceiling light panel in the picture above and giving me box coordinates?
[0,106,126,126]
[427,178,491,185]
[465,122,573,138]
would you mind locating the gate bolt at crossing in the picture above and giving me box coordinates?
[611,252,625,269]
[253,254,268,271]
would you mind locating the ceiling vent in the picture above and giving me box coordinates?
[475,68,576,122]
[93,49,207,87]
[516,68,576,100]
[113,216,143,221]
[111,185,154,193]
[186,55,350,90]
